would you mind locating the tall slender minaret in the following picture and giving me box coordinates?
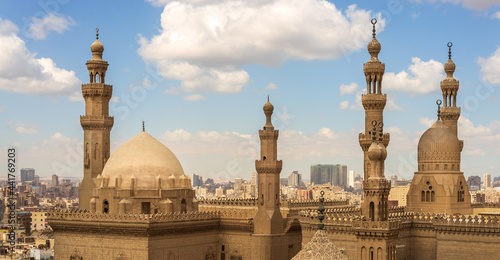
[253,97,283,235]
[361,121,390,221]
[79,29,114,210]
[359,19,390,181]
[440,42,461,140]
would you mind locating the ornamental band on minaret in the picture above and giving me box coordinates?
[359,19,390,181]
[79,28,114,210]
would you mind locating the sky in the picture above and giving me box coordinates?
[1,0,500,183]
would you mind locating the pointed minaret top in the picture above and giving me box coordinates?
[96,28,99,40]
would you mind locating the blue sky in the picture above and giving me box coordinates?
[1,0,500,183]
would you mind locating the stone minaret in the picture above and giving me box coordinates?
[254,98,283,234]
[440,42,461,139]
[361,121,390,221]
[251,99,287,260]
[79,29,114,210]
[359,19,390,181]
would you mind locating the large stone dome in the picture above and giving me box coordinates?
[418,119,461,171]
[101,131,186,189]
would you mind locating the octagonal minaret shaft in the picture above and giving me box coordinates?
[254,98,284,235]
[359,19,390,180]
[440,42,461,137]
[79,28,114,210]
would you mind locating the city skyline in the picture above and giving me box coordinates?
[1,0,500,182]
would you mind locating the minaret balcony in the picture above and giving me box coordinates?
[255,160,282,174]
[80,115,114,130]
[82,83,113,97]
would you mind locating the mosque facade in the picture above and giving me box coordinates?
[49,21,500,260]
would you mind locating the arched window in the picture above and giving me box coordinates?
[103,199,109,214]
[435,164,439,170]
[421,191,425,202]
[181,199,187,213]
[431,191,435,202]
[421,164,424,171]
[426,191,430,202]
[96,72,100,83]
[369,247,374,260]
[444,164,448,170]
[451,164,455,170]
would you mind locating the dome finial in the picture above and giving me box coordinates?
[447,42,452,59]
[436,99,442,120]
[371,18,377,38]
[96,28,99,40]
[317,190,325,230]
[142,121,145,132]
[267,95,269,102]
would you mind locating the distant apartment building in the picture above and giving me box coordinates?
[348,170,355,187]
[484,173,492,189]
[52,174,59,186]
[310,164,347,186]
[31,211,48,231]
[251,172,257,185]
[467,175,481,191]
[234,177,243,190]
[21,168,35,183]
[288,171,302,187]
[192,173,203,187]
[298,189,313,200]
[388,184,410,207]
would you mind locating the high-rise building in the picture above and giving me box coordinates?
[467,175,481,190]
[192,173,203,187]
[52,174,59,186]
[390,175,398,186]
[310,164,347,186]
[234,177,243,190]
[348,170,355,187]
[20,168,35,183]
[484,173,492,189]
[251,172,257,185]
[288,171,301,187]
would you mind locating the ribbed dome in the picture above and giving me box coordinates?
[444,58,456,78]
[101,131,186,189]
[263,101,274,112]
[91,39,104,53]
[368,37,381,59]
[418,120,461,166]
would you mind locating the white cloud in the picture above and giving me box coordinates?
[138,1,384,95]
[339,100,349,110]
[266,83,278,90]
[410,0,500,10]
[478,46,500,85]
[340,82,359,95]
[0,105,5,113]
[419,117,434,128]
[0,18,81,98]
[384,57,445,95]
[183,93,207,101]
[27,13,75,39]
[492,11,500,19]
[16,126,38,134]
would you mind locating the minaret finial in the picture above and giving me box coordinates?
[371,18,377,38]
[267,95,269,102]
[317,190,325,230]
[447,42,452,59]
[96,28,99,40]
[436,99,442,120]
[142,121,145,132]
